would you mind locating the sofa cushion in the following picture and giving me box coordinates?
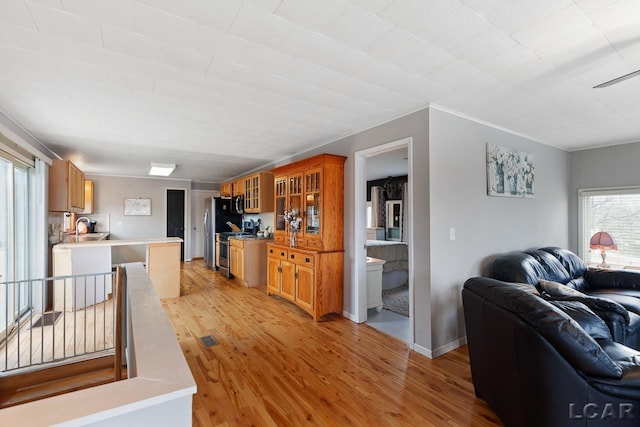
[585,268,640,290]
[587,291,640,316]
[539,279,630,324]
[492,252,548,285]
[524,249,572,284]
[540,247,588,281]
[539,278,584,297]
[547,300,612,341]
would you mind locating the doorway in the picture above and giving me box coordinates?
[354,137,413,346]
[166,189,186,261]
[190,190,217,260]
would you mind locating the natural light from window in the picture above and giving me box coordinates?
[580,188,640,268]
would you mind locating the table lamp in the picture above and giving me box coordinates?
[590,231,617,268]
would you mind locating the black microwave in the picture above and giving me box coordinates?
[232,195,244,215]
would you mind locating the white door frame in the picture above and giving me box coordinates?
[353,137,414,347]
[190,189,217,260]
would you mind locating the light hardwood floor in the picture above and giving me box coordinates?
[1,300,114,373]
[163,261,502,427]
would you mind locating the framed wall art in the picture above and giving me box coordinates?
[124,198,151,215]
[486,143,535,198]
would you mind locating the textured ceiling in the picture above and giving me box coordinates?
[1,0,640,182]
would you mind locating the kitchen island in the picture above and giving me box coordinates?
[53,237,183,301]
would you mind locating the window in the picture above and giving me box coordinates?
[579,187,640,268]
[0,154,32,337]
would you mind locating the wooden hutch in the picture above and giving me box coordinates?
[267,153,346,321]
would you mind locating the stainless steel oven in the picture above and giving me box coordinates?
[216,233,231,277]
[217,231,251,278]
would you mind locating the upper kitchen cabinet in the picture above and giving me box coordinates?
[244,172,274,213]
[80,180,94,214]
[220,182,232,197]
[233,178,244,197]
[271,154,346,251]
[49,159,85,212]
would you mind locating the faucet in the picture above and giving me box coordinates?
[75,216,91,237]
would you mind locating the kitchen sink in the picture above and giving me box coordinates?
[61,232,110,243]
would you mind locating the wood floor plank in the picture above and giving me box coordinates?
[163,261,502,426]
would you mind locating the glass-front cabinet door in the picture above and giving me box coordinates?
[304,169,321,235]
[251,174,260,212]
[244,177,251,212]
[275,176,287,233]
[288,174,303,231]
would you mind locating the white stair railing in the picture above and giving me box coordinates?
[1,271,116,374]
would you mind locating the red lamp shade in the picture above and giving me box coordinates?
[590,231,618,251]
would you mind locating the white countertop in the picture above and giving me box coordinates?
[54,237,183,251]
[366,256,387,266]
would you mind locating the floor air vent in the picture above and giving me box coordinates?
[200,335,219,347]
[32,312,62,327]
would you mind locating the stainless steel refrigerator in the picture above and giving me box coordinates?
[204,197,242,269]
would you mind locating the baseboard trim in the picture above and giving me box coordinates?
[414,336,467,359]
[342,310,360,323]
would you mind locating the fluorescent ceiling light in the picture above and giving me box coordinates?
[149,162,175,176]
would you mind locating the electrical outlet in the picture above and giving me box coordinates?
[450,227,456,241]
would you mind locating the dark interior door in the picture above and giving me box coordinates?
[167,189,185,261]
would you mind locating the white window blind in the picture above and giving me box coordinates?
[579,187,640,268]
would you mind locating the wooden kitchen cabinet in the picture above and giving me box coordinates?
[224,172,274,213]
[294,263,314,312]
[233,178,244,196]
[49,159,86,212]
[80,180,94,214]
[271,154,344,252]
[230,237,269,287]
[220,182,232,197]
[244,171,274,213]
[267,245,342,320]
[267,153,346,321]
[229,239,245,281]
[267,246,295,301]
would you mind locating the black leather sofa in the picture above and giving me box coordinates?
[463,277,640,427]
[492,247,640,349]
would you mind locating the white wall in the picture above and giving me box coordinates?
[87,175,191,263]
[428,107,570,354]
[569,142,640,251]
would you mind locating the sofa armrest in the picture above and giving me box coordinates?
[585,268,640,290]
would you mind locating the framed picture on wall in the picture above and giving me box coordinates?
[124,198,151,215]
[486,143,535,198]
